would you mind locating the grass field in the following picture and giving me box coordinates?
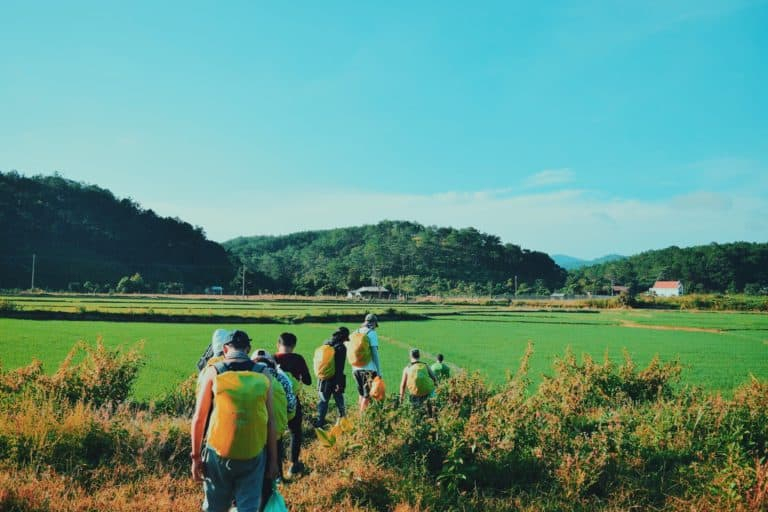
[1,304,766,402]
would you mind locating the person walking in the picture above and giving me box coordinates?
[430,353,451,382]
[314,327,349,428]
[191,330,279,512]
[399,348,437,409]
[273,332,311,477]
[349,313,383,413]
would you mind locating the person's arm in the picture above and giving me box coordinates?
[300,357,312,386]
[265,379,279,479]
[399,367,408,402]
[371,346,382,378]
[334,346,347,390]
[191,367,214,482]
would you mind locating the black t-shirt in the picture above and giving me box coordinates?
[274,352,312,386]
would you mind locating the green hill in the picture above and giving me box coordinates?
[225,220,566,295]
[0,171,233,292]
[565,242,768,295]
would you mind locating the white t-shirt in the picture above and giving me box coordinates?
[352,327,379,372]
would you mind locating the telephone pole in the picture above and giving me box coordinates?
[514,275,518,296]
[30,254,36,290]
[241,265,246,297]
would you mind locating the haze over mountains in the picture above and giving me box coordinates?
[551,254,626,271]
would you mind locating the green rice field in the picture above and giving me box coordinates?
[1,298,766,403]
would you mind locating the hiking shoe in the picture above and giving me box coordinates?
[312,419,327,429]
[288,462,305,477]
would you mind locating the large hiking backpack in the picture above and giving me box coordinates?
[313,344,336,380]
[346,331,372,367]
[406,362,435,397]
[208,360,270,459]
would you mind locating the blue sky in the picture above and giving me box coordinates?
[2,0,766,257]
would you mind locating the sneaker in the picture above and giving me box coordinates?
[288,462,305,477]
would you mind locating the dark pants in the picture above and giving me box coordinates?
[285,401,303,464]
[317,380,346,425]
[262,402,304,509]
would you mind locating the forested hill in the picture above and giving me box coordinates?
[0,172,233,292]
[225,221,566,295]
[565,242,768,295]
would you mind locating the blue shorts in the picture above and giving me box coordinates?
[202,444,266,512]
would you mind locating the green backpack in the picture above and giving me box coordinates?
[406,362,435,397]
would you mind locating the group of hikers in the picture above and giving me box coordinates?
[190,313,451,512]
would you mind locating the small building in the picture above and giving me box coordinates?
[206,286,224,295]
[347,286,390,299]
[612,285,629,295]
[649,281,683,297]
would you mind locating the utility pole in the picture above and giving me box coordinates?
[31,254,36,290]
[241,265,246,297]
[514,275,518,296]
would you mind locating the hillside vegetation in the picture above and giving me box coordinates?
[566,242,768,295]
[226,221,566,296]
[0,171,233,292]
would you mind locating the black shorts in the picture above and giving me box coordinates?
[353,369,378,398]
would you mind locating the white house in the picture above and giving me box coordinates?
[649,280,684,297]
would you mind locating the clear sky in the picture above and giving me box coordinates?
[2,0,766,258]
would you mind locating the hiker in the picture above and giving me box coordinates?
[196,328,231,384]
[252,349,296,510]
[399,348,437,408]
[349,313,383,412]
[430,353,451,382]
[191,330,279,512]
[314,326,349,428]
[273,332,311,477]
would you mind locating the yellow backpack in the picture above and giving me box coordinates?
[346,331,372,367]
[313,345,336,380]
[207,360,270,460]
[406,362,435,397]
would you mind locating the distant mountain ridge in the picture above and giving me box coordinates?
[225,221,566,295]
[552,254,626,270]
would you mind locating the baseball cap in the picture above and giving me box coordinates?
[226,330,252,349]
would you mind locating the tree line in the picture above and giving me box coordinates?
[225,221,566,296]
[0,171,232,292]
[566,242,768,295]
[3,172,765,296]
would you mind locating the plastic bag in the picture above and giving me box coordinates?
[263,480,288,512]
[370,376,386,401]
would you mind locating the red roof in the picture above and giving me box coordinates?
[652,281,681,288]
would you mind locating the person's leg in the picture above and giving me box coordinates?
[231,450,266,512]
[358,371,374,412]
[316,385,331,426]
[288,402,304,471]
[334,390,346,418]
[201,447,235,512]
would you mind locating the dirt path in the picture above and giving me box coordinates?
[619,320,721,334]
[380,335,463,372]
